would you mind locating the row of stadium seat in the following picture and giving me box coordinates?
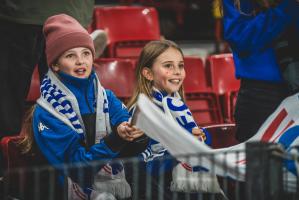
[180,53,240,125]
[26,53,239,126]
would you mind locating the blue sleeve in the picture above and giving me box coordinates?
[201,127,212,146]
[33,106,119,167]
[106,90,130,127]
[223,0,298,55]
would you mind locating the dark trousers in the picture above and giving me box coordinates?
[234,79,290,142]
[0,19,44,137]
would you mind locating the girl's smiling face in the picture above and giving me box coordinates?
[143,47,186,94]
[52,47,93,78]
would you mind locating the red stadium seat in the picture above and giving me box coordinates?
[1,135,25,198]
[93,58,136,103]
[203,123,239,148]
[183,56,222,125]
[206,54,240,123]
[183,56,209,93]
[1,133,62,199]
[92,6,160,58]
[1,136,26,170]
[26,66,40,102]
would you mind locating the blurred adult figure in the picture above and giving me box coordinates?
[222,0,299,142]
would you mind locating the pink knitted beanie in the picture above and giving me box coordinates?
[43,14,95,66]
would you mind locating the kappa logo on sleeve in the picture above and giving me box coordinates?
[38,122,49,132]
[122,103,127,109]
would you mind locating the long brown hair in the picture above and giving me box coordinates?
[234,0,241,10]
[18,105,36,155]
[127,40,185,109]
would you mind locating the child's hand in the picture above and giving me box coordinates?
[192,127,206,142]
[117,122,144,142]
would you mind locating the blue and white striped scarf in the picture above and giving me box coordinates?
[37,69,111,142]
[152,88,199,133]
[136,89,220,193]
[139,88,205,162]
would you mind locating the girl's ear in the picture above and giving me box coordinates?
[142,67,153,81]
[51,64,60,72]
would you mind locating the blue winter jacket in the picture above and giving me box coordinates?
[223,0,299,82]
[33,71,130,184]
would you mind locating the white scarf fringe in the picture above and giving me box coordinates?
[93,168,131,199]
[170,163,221,193]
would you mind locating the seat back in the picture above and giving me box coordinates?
[93,58,136,102]
[1,135,63,199]
[92,6,160,58]
[206,53,240,95]
[26,66,40,102]
[206,54,240,122]
[1,136,26,170]
[185,96,222,126]
[203,124,239,149]
[183,56,210,93]
[183,56,222,125]
[1,135,29,198]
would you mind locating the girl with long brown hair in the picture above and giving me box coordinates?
[127,40,214,199]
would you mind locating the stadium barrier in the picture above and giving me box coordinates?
[1,142,298,200]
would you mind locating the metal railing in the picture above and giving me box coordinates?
[1,142,298,200]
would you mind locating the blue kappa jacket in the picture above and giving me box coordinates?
[33,71,130,182]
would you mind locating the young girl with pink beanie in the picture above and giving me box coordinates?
[20,14,147,200]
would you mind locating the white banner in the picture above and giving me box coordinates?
[135,93,299,181]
